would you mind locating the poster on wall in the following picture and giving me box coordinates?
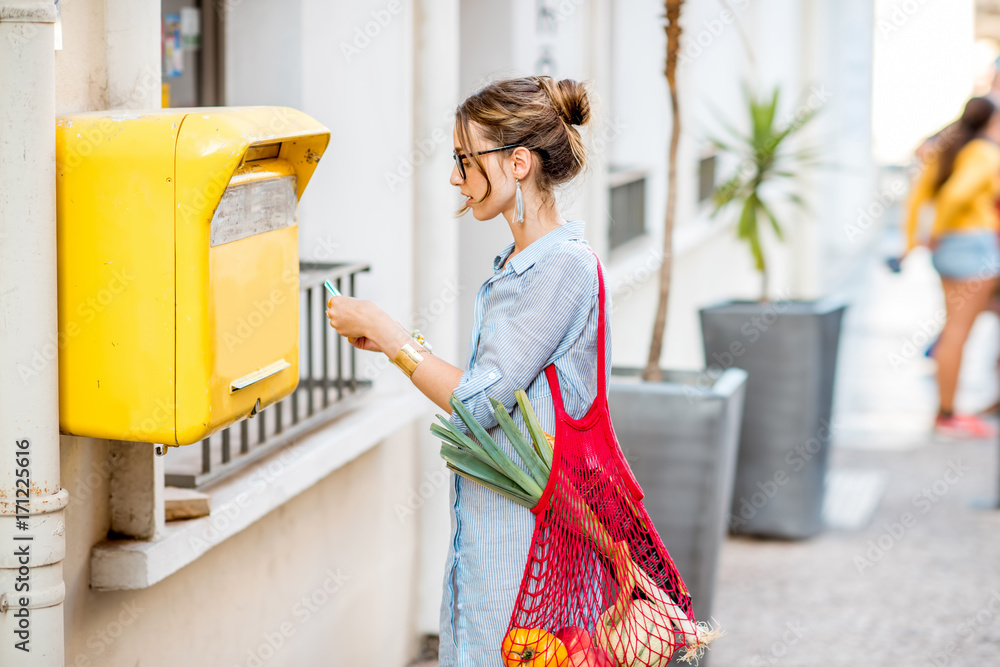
[164,13,183,78]
[181,7,201,50]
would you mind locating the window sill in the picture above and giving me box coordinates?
[90,388,429,590]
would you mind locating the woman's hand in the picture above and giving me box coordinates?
[326,296,394,355]
[346,335,383,353]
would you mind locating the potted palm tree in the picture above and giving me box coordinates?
[699,86,847,539]
[608,0,747,629]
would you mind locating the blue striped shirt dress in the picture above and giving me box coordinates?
[437,220,612,667]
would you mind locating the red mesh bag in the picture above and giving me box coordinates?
[501,257,720,666]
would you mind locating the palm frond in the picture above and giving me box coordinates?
[706,83,822,294]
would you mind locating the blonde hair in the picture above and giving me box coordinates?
[455,76,591,210]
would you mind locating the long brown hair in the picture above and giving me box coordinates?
[455,76,591,211]
[934,96,996,191]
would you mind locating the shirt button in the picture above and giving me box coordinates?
[489,372,496,380]
[456,603,463,611]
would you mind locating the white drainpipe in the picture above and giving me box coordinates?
[0,4,67,666]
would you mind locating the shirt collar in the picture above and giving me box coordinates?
[492,220,586,275]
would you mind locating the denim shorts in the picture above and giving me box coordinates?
[931,231,1000,281]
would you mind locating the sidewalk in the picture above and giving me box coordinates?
[410,243,1000,667]
[707,246,1000,667]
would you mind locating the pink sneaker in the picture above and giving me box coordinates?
[934,414,998,440]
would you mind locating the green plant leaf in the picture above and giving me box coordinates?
[432,416,503,474]
[757,198,785,242]
[787,192,809,211]
[445,463,537,509]
[703,97,753,147]
[737,195,758,240]
[749,224,766,273]
[489,397,550,487]
[449,395,544,498]
[516,389,554,469]
[440,443,527,494]
[707,82,821,282]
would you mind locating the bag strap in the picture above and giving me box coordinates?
[595,252,607,398]
[545,251,606,418]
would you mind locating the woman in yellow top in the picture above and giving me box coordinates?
[903,96,1000,439]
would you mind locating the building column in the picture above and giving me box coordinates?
[412,0,461,637]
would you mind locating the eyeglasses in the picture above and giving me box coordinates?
[452,144,520,180]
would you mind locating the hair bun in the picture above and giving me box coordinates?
[542,78,591,127]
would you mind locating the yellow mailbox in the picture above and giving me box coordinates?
[56,107,329,446]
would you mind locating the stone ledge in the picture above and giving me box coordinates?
[90,389,429,590]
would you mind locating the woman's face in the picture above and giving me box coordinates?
[451,123,515,221]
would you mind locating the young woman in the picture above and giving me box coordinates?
[325,76,610,665]
[903,96,1000,439]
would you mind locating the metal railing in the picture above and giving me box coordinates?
[164,261,372,489]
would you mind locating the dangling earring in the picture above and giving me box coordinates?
[514,179,525,224]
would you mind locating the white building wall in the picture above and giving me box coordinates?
[63,428,419,667]
[58,0,427,664]
[608,0,875,371]
[224,0,304,109]
[872,0,977,164]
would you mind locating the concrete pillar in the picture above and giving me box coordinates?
[105,0,162,109]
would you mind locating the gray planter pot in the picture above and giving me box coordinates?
[608,367,747,625]
[700,297,847,539]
